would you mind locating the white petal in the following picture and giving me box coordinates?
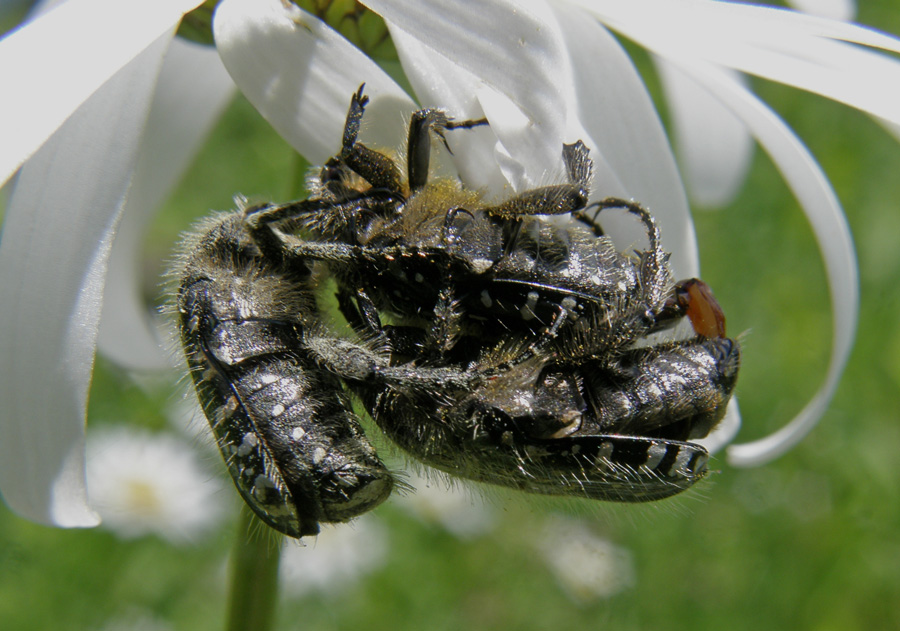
[578,0,900,125]
[877,116,900,145]
[0,32,173,527]
[656,59,754,209]
[0,0,205,185]
[97,38,236,371]
[389,25,509,194]
[787,0,856,21]
[213,0,414,165]
[552,2,698,278]
[668,62,857,466]
[366,0,570,186]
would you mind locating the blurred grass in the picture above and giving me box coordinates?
[4,4,900,630]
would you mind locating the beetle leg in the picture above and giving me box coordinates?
[407,108,488,192]
[318,84,405,194]
[588,197,670,313]
[487,141,592,219]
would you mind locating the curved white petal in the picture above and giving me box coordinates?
[788,0,856,21]
[656,59,754,210]
[0,0,204,186]
[213,0,414,165]
[552,3,698,278]
[668,62,857,467]
[577,0,900,125]
[0,33,173,527]
[365,0,570,186]
[550,2,748,452]
[389,25,510,194]
[388,0,699,271]
[97,38,236,371]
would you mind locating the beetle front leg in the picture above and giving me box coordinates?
[586,197,671,314]
[321,84,405,194]
[240,198,336,262]
[407,108,488,192]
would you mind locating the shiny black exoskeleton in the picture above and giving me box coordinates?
[260,88,717,361]
[174,212,396,537]
[174,86,741,537]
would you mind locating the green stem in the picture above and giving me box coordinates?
[225,508,283,631]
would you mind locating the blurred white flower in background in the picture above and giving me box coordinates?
[86,427,228,544]
[279,515,389,597]
[535,516,636,602]
[2,0,900,532]
[94,610,176,631]
[394,471,496,539]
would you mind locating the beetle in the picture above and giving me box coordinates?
[173,86,740,537]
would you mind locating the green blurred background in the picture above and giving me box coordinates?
[3,2,900,630]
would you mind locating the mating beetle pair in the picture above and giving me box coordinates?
[174,86,740,538]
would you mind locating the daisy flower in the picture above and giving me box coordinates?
[85,426,228,544]
[278,515,389,597]
[394,471,497,539]
[94,610,176,631]
[534,516,636,602]
[2,0,899,530]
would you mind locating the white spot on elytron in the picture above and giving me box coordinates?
[313,447,327,465]
[480,289,493,308]
[513,393,533,411]
[254,474,276,490]
[215,340,233,364]
[471,258,492,273]
[617,281,627,291]
[520,291,539,321]
[590,274,601,285]
[237,432,259,457]
[414,272,425,283]
[271,403,285,417]
[260,373,278,385]
[291,427,306,441]
[611,391,633,415]
[644,381,664,400]
[644,442,667,470]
